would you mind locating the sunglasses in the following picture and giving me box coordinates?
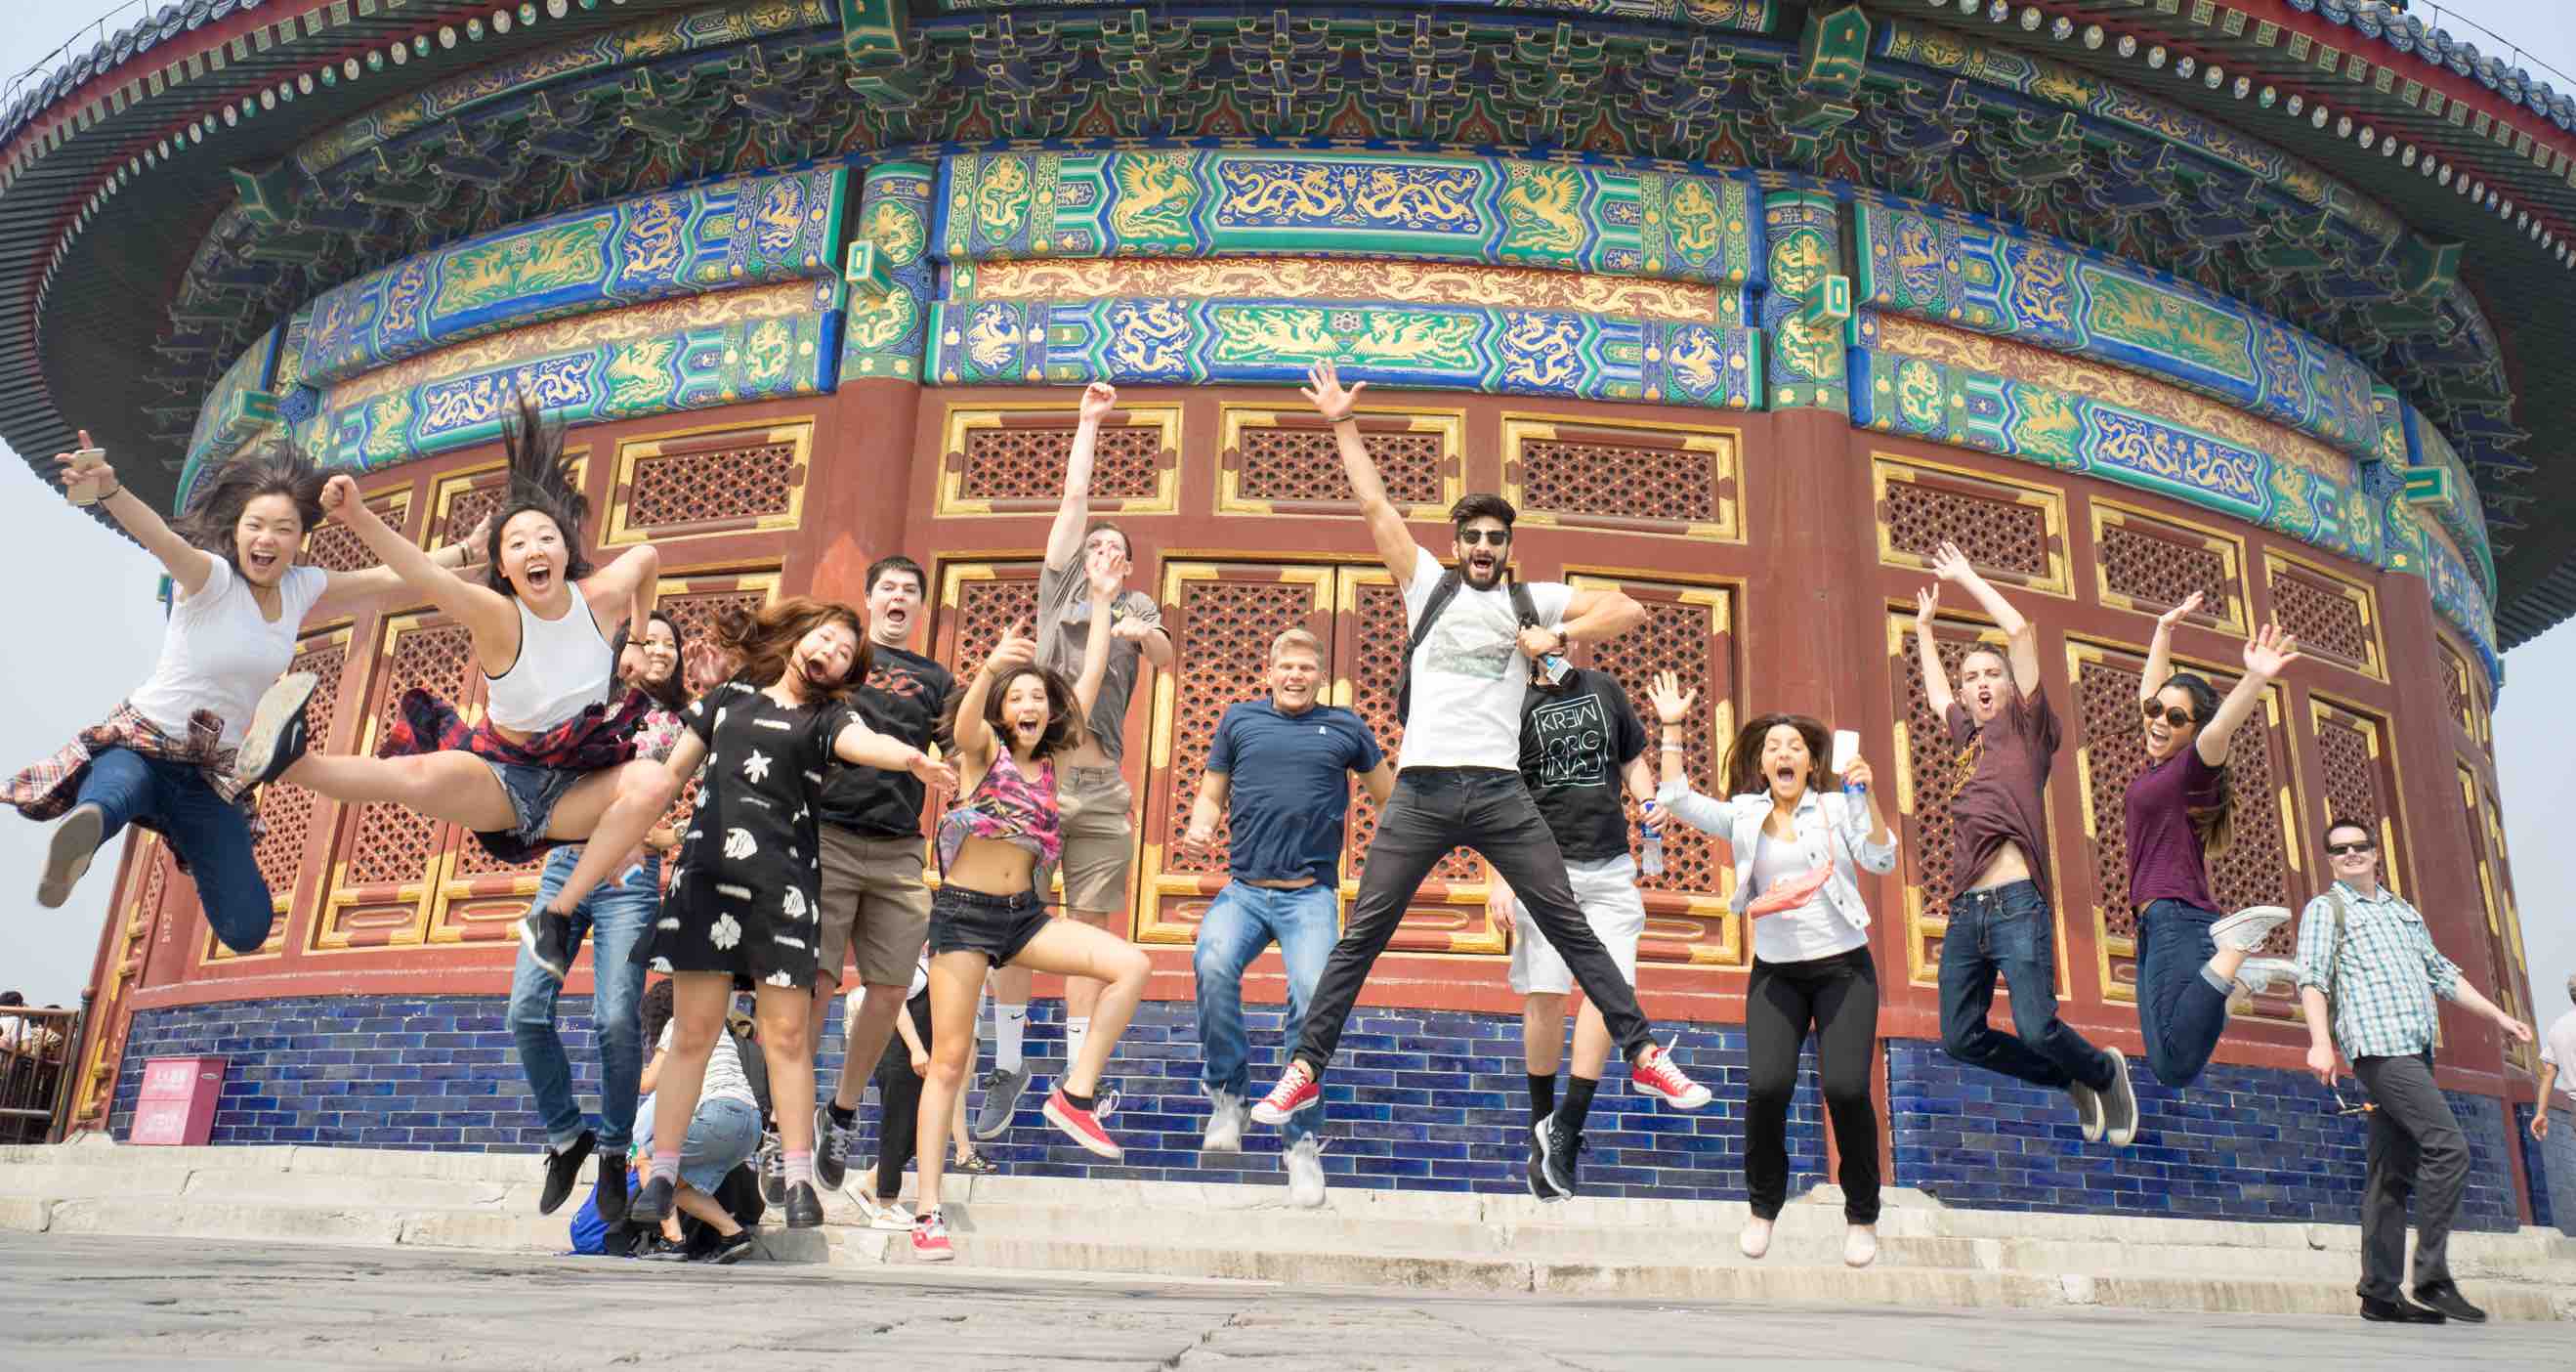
[2326,841,2377,856]
[1457,528,1512,546]
[2141,702,2196,728]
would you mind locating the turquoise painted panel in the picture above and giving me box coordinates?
[938,150,1763,293]
[1851,194,2388,464]
[928,293,1760,409]
[2401,405,2497,596]
[177,327,283,504]
[294,166,847,391]
[839,161,936,384]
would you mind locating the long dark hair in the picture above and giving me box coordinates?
[2152,671,2233,855]
[1723,711,1834,798]
[937,665,1080,761]
[640,978,676,1050]
[483,394,594,596]
[713,596,869,700]
[611,609,689,711]
[172,444,327,576]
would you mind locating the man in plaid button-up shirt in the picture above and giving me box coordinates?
[2295,819,2534,1327]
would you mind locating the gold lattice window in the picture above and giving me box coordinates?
[604,419,812,545]
[1872,453,2069,597]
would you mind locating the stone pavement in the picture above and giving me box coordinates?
[2,1234,2568,1371]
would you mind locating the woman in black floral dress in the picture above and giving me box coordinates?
[630,597,950,1230]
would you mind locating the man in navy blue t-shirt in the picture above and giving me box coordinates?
[1177,626,1393,1207]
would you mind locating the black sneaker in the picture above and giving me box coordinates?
[1541,1118,1584,1199]
[1526,1122,1559,1200]
[35,802,105,909]
[758,1136,785,1204]
[2409,1282,2486,1324]
[594,1155,629,1226]
[704,1227,759,1265]
[2360,1295,2446,1324]
[519,908,573,982]
[630,1174,675,1227]
[232,671,317,788]
[537,1130,595,1216]
[784,1179,824,1229]
[814,1104,850,1190]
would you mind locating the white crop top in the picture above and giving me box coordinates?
[484,594,612,733]
[127,559,329,748]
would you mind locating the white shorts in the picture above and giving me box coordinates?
[1508,854,1647,996]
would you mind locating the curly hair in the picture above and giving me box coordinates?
[711,596,869,699]
[2151,671,2233,856]
[937,665,1081,761]
[170,444,328,576]
[482,394,595,596]
[1722,711,1834,798]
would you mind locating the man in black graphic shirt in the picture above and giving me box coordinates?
[810,556,956,1189]
[1492,665,1654,1201]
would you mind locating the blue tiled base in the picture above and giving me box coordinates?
[1888,1040,2521,1232]
[2513,1100,2552,1231]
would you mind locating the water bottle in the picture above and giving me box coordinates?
[1639,798,1665,878]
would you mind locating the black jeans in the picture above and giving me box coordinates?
[1745,946,1881,1223]
[1939,880,2115,1093]
[872,992,934,1201]
[1298,768,1651,1070]
[2352,1051,2468,1301]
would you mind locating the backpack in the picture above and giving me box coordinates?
[1392,570,1547,726]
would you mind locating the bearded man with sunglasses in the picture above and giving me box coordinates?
[1248,362,1710,1131]
[2294,818,2534,1326]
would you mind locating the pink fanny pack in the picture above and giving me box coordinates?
[1746,862,1833,918]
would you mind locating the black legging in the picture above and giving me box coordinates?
[1744,945,1881,1224]
[872,993,933,1201]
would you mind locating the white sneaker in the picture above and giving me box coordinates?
[1843,1223,1879,1268]
[2235,956,2301,995]
[1738,1216,1773,1260]
[1286,1136,1327,1209]
[2210,905,2292,954]
[854,1192,913,1231]
[1203,1090,1246,1154]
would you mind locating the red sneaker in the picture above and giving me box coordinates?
[1249,1061,1319,1125]
[911,1209,953,1263]
[1042,1087,1124,1160]
[1632,1038,1711,1109]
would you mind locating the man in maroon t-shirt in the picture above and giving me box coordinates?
[1914,543,2138,1147]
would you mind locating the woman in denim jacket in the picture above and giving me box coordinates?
[1647,671,1895,1268]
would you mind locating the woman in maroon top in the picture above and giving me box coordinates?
[2128,592,2300,1087]
[1915,544,2136,1147]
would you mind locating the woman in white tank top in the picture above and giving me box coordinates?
[232,397,671,982]
[4,431,480,952]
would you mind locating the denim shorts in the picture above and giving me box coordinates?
[478,758,584,853]
[929,884,1050,966]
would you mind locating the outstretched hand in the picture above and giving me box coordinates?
[910,751,958,797]
[2241,622,2301,679]
[985,620,1038,675]
[1914,585,1939,628]
[2157,591,2206,629]
[1299,361,1367,422]
[1647,668,1696,726]
[1927,540,1974,584]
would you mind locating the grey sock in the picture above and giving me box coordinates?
[2200,964,2233,994]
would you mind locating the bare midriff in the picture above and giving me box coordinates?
[1965,841,2034,892]
[944,833,1043,901]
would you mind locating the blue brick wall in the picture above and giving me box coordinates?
[109,994,1826,1200]
[1889,1039,2521,1231]
[2514,1101,2552,1230]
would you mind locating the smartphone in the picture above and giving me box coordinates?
[1832,729,1862,793]
[63,448,109,506]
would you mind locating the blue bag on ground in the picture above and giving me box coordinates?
[567,1179,609,1255]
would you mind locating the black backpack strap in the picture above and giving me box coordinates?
[1395,566,1464,725]
[1508,577,1541,630]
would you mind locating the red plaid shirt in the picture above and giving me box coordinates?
[4,703,261,861]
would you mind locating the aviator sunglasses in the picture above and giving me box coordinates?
[1457,528,1512,546]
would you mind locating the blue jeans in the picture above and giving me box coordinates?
[1195,879,1338,1145]
[2544,1106,2576,1237]
[1939,881,2114,1093]
[635,1093,761,1193]
[77,748,273,954]
[508,846,657,1152]
[2134,898,2232,1087]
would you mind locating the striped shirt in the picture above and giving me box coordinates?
[2294,880,2462,1061]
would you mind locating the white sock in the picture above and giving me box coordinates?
[994,1001,1028,1073]
[1065,1016,1090,1071]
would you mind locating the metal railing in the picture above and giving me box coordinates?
[0,1006,81,1144]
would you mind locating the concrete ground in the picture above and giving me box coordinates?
[2,1233,2567,1370]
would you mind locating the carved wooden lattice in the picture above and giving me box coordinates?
[1232,423,1446,508]
[1516,432,1728,530]
[1893,619,2009,965]
[1344,579,1479,885]
[340,622,477,891]
[625,435,800,534]
[2097,519,2233,622]
[2438,639,2471,735]
[1159,577,1325,878]
[2267,562,2375,671]
[2478,784,2534,1072]
[1882,478,2049,580]
[956,423,1162,503]
[233,635,350,954]
[2309,701,2405,893]
[438,483,507,552]
[947,571,1041,681]
[1584,581,1737,965]
[299,493,405,576]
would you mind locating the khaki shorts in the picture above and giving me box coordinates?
[815,828,933,988]
[1508,855,1647,996]
[1051,764,1135,917]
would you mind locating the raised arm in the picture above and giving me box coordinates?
[1074,556,1123,721]
[307,510,489,624]
[317,473,517,642]
[1644,669,1742,838]
[580,541,662,683]
[2141,592,2204,705]
[832,713,952,802]
[953,622,1036,768]
[2195,622,2298,767]
[1929,541,2039,696]
[1045,382,1119,570]
[1913,585,1955,720]
[1301,362,1415,584]
[56,433,217,597]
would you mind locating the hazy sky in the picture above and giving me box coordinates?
[0,2,2569,1029]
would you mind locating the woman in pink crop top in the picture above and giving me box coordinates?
[908,556,1151,1265]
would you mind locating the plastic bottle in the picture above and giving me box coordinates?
[1639,798,1665,878]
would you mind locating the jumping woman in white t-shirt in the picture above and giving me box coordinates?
[6,432,486,950]
[232,398,670,982]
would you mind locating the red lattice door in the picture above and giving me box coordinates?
[212,627,354,962]
[1137,564,1336,945]
[1334,567,1503,957]
[1570,576,1742,968]
[315,613,479,951]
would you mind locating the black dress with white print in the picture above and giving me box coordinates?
[644,679,852,989]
